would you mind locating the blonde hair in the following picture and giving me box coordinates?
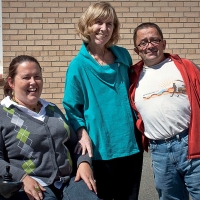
[77,1,120,47]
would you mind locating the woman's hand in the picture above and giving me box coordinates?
[22,175,46,200]
[74,128,93,157]
[75,162,97,194]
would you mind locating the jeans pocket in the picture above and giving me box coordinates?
[149,142,157,152]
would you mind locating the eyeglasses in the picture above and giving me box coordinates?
[137,38,162,48]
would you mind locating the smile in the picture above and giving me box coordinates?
[28,88,37,92]
[97,33,107,38]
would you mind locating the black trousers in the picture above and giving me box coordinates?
[92,151,143,200]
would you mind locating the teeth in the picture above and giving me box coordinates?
[98,33,105,37]
[28,88,36,92]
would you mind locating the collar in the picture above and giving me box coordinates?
[81,43,130,67]
[1,96,55,115]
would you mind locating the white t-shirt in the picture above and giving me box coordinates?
[135,58,191,140]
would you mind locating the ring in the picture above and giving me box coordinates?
[35,185,40,192]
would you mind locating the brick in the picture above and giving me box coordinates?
[43,13,58,18]
[45,78,62,83]
[191,7,200,12]
[43,46,59,51]
[51,29,67,35]
[138,2,153,7]
[35,30,50,34]
[25,2,43,7]
[59,2,74,7]
[184,2,199,7]
[185,33,199,38]
[43,35,59,40]
[43,24,59,29]
[2,0,200,111]
[138,12,154,17]
[10,13,26,18]
[10,2,25,7]
[184,12,199,17]
[27,35,43,40]
[52,62,68,67]
[3,40,18,45]
[59,13,75,18]
[51,8,66,13]
[3,8,17,12]
[46,88,62,93]
[60,35,76,40]
[27,24,43,29]
[169,2,184,7]
[154,12,169,18]
[53,93,64,98]
[43,67,60,73]
[40,94,53,99]
[11,46,27,51]
[67,7,83,13]
[10,24,26,29]
[19,40,34,46]
[32,19,40,23]
[18,8,34,12]
[42,2,59,7]
[49,83,59,87]
[169,12,184,17]
[35,40,51,45]
[27,46,43,51]
[176,7,190,12]
[35,8,50,13]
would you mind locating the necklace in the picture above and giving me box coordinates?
[12,98,42,113]
[87,46,106,66]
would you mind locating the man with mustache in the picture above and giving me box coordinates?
[129,22,200,200]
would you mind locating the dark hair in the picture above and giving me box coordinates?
[4,55,42,97]
[77,1,120,47]
[133,22,164,47]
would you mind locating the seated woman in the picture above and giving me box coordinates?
[0,55,100,200]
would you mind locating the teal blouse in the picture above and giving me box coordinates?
[63,43,139,160]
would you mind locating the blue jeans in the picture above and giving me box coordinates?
[149,129,200,200]
[0,177,101,200]
[63,177,101,200]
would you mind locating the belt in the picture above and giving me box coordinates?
[149,129,188,144]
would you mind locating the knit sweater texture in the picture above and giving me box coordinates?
[0,102,91,184]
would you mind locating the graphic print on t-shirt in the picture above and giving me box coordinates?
[142,79,186,100]
[135,59,190,139]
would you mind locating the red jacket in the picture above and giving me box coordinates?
[129,53,200,159]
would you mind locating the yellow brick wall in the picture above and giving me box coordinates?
[2,0,200,112]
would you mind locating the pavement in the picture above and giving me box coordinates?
[138,151,158,200]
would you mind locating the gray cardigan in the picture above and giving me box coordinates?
[0,103,91,185]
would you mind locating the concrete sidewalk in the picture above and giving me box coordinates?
[139,151,157,200]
